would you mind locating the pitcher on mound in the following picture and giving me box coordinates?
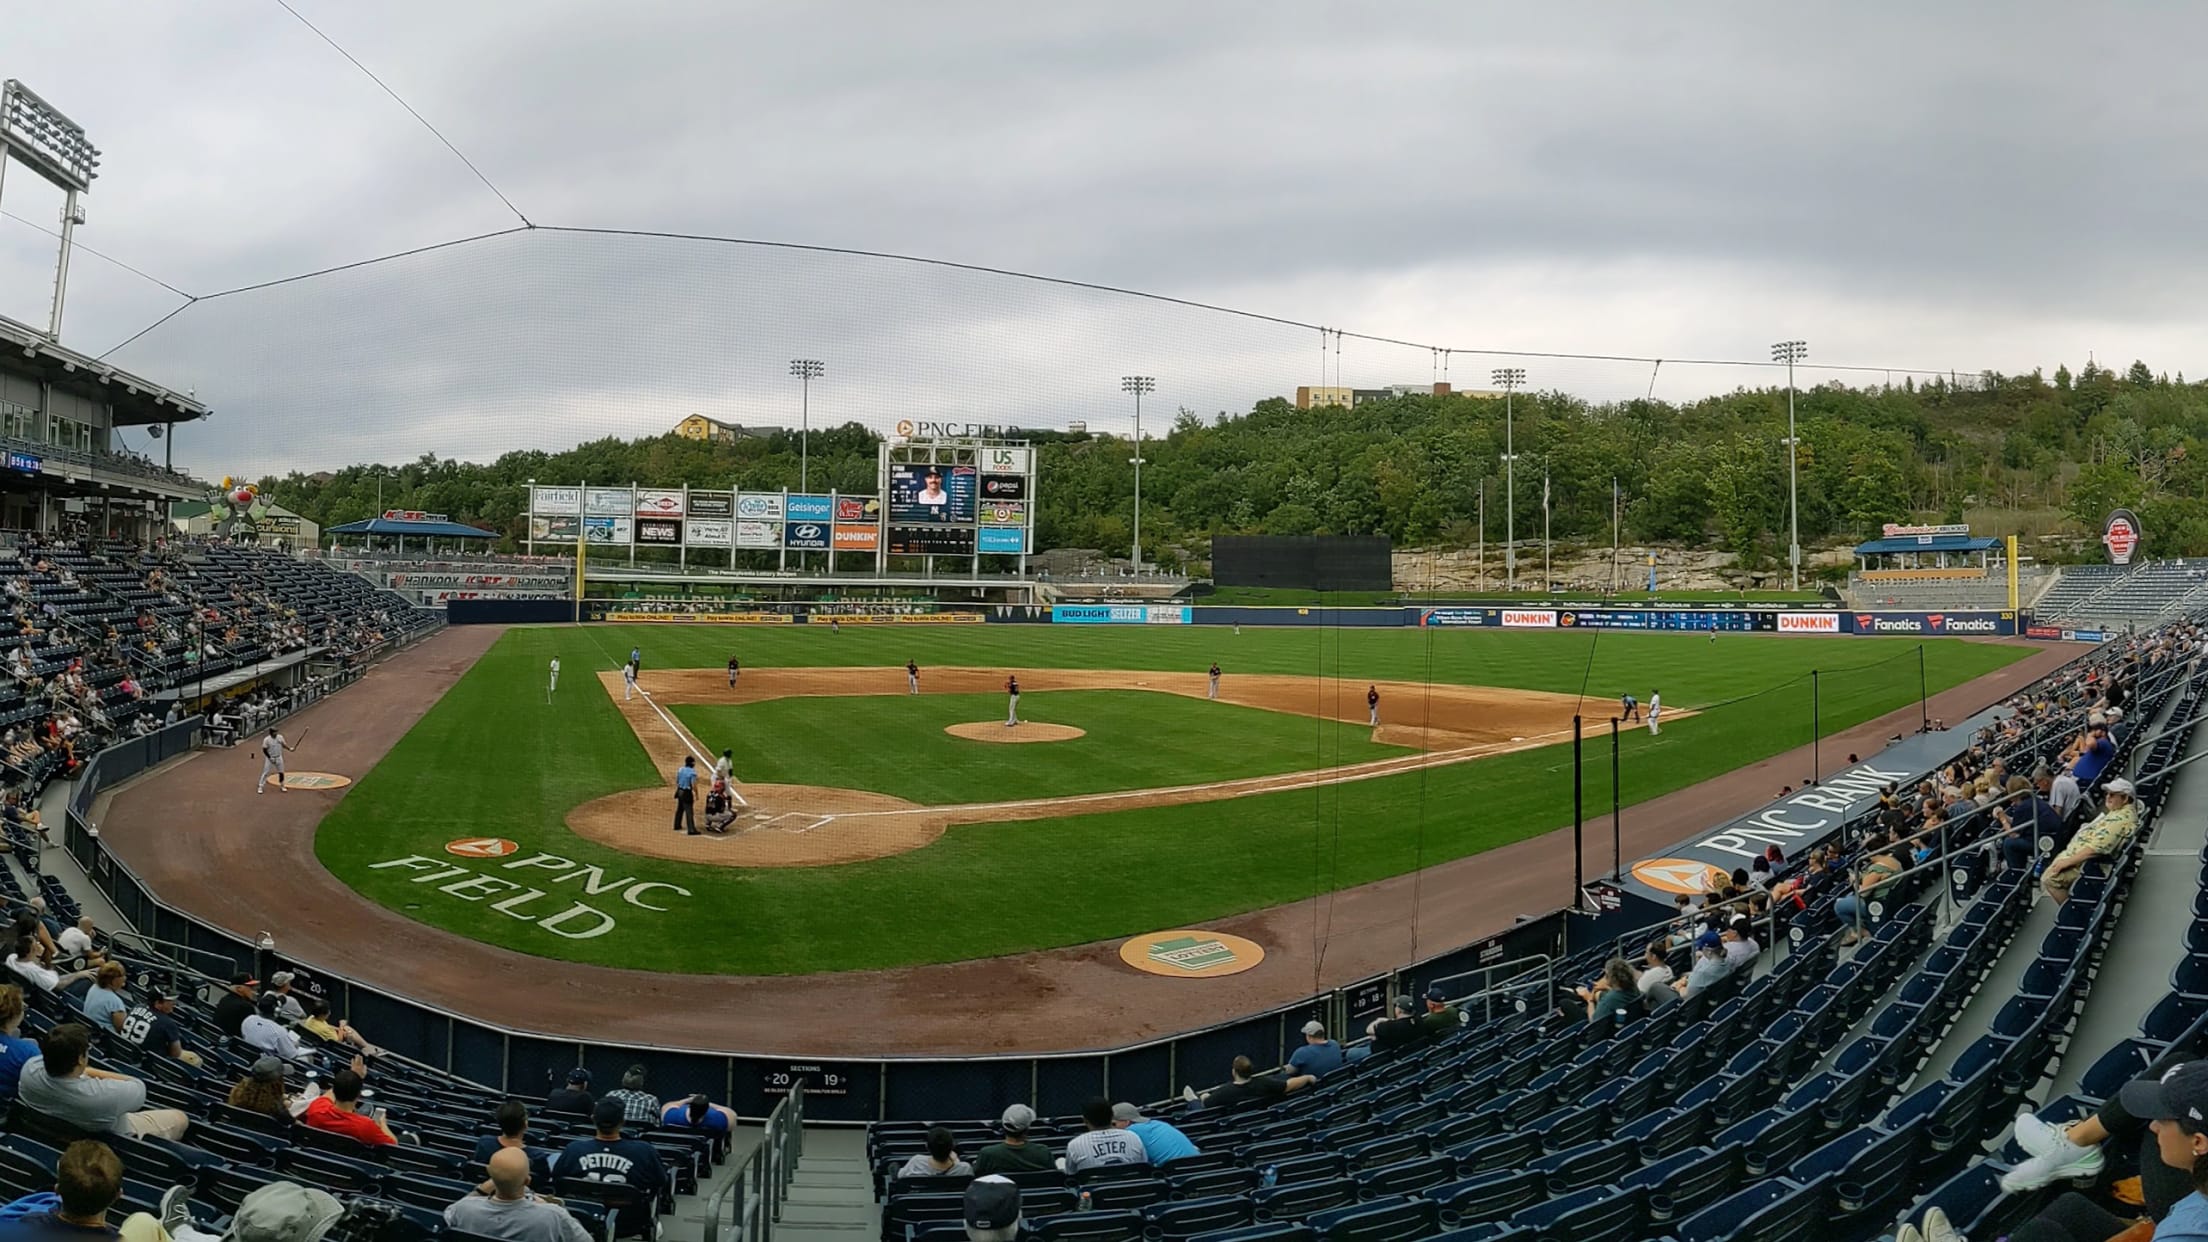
[1006,674,1021,727]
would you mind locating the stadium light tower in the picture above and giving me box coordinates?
[1772,340,1808,590]
[0,79,103,340]
[1492,368,1527,591]
[790,359,825,492]
[1121,375,1155,572]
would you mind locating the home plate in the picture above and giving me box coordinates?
[751,812,771,821]
[1513,736,1526,742]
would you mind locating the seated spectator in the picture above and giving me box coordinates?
[1967,1059,2208,1242]
[299,1067,395,1147]
[294,996,377,1057]
[446,1147,591,1242]
[1634,942,1676,1006]
[895,1126,973,1179]
[264,972,308,1024]
[603,1065,660,1126]
[1421,985,1462,1037]
[1577,958,1641,1024]
[544,1068,594,1116]
[1112,1103,1197,1164]
[118,988,200,1069]
[1673,933,1733,1000]
[212,973,258,1038]
[2044,778,2138,904]
[1366,997,1429,1056]
[656,1093,736,1141]
[962,1176,1023,1242]
[970,1105,1054,1176]
[226,1057,295,1121]
[79,963,129,1034]
[1834,835,1906,944]
[2070,721,2117,788]
[15,1022,189,1139]
[215,1183,344,1242]
[241,993,307,1063]
[552,1099,667,1238]
[1183,1056,1310,1111]
[474,1100,557,1186]
[54,917,102,969]
[0,984,37,1104]
[1288,1021,1349,1077]
[3,1138,222,1242]
[1058,1097,1147,1173]
[1721,920,1760,970]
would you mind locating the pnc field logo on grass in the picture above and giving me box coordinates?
[446,837,522,859]
[1119,929,1265,978]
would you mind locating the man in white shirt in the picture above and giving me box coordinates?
[547,657,561,697]
[1634,943,1676,1004]
[241,994,308,1063]
[1058,1097,1147,1173]
[56,917,102,968]
[256,729,294,794]
[1721,921,1760,970]
[2046,763,2082,822]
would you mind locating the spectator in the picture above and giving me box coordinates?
[225,1057,293,1121]
[472,1100,557,1187]
[1635,942,1677,1006]
[1673,933,1732,1000]
[299,1068,395,1147]
[445,1147,591,1242]
[15,1023,189,1139]
[1288,1021,1349,1077]
[2048,762,2083,823]
[603,1065,660,1126]
[962,1176,1022,1242]
[1367,997,1429,1056]
[970,1105,1054,1176]
[2044,778,2139,904]
[1834,835,1906,944]
[1995,775,2065,873]
[294,996,377,1057]
[222,1182,345,1242]
[212,973,258,1038]
[120,988,201,1068]
[1112,1103,1198,1164]
[6,934,92,995]
[0,984,36,1104]
[1978,1060,2208,1242]
[656,1093,736,1141]
[3,1138,218,1242]
[1183,1056,1310,1111]
[551,1099,667,1238]
[544,1068,594,1116]
[1721,920,1761,970]
[1059,1097,1147,1173]
[264,973,307,1024]
[1586,957,1645,1024]
[1421,985,1463,1037]
[894,1126,973,1179]
[54,918,101,969]
[2071,722,2117,788]
[241,993,307,1063]
[79,963,129,1034]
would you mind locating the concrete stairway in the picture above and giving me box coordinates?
[768,1129,879,1242]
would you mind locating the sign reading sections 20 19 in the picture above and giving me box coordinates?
[368,848,691,940]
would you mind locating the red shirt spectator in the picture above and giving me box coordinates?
[301,1071,395,1146]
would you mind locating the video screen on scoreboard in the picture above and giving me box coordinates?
[888,463,977,523]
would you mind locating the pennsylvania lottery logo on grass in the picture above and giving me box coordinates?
[1119,929,1265,978]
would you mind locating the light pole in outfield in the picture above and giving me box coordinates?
[790,359,825,492]
[1771,340,1808,591]
[1492,368,1526,591]
[1121,375,1155,572]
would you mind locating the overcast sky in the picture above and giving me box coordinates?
[2,2,2202,476]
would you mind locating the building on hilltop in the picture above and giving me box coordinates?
[1293,382,1508,409]
[673,414,786,444]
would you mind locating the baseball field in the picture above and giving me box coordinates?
[310,623,2032,975]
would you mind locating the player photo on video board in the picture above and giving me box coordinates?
[888,463,977,524]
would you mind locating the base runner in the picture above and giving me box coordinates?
[907,659,920,695]
[1006,674,1021,727]
[623,659,639,701]
[257,728,298,794]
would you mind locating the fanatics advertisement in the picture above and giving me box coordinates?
[888,464,978,523]
[887,525,976,556]
[1845,611,2013,636]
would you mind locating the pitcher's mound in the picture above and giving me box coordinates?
[945,722,1086,743]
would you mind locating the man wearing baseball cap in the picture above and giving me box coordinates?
[970,1104,1054,1176]
[2043,777,2138,904]
[962,1176,1021,1242]
[1288,1021,1348,1078]
[1979,1061,2208,1242]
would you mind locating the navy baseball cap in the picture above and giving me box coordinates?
[566,1067,591,1084]
[964,1177,1021,1231]
[2120,1061,2208,1126]
[1425,985,1448,1003]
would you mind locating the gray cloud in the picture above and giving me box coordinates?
[6,1,2207,474]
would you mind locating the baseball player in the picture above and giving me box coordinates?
[907,659,920,695]
[1006,674,1021,727]
[1367,684,1380,727]
[257,728,296,794]
[1620,691,1639,722]
[726,655,740,688]
[623,659,639,701]
[713,748,734,788]
[1208,663,1221,700]
[1647,689,1663,736]
[829,617,841,634]
[547,656,560,697]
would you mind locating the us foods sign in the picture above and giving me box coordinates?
[369,849,691,939]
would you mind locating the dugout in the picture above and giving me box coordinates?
[1211,534,1393,592]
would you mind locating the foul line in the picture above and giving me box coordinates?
[581,630,751,809]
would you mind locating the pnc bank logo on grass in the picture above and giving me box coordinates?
[1118,929,1265,978]
[370,851,692,940]
[1629,857,1733,896]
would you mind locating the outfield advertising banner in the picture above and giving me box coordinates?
[584,487,633,516]
[529,515,579,543]
[980,446,1032,474]
[1845,610,2015,636]
[635,489,685,518]
[582,516,633,544]
[736,493,785,521]
[635,517,682,545]
[688,491,733,519]
[786,494,834,523]
[1777,613,1841,633]
[530,486,581,516]
[833,523,880,551]
[1417,608,1491,627]
[1500,609,1557,629]
[735,520,780,548]
[979,473,1029,501]
[606,611,794,625]
[684,518,732,546]
[979,500,1027,526]
[977,526,1027,554]
[783,520,831,550]
[1053,605,1193,625]
[834,496,881,523]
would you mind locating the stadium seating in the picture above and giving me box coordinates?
[2036,560,2208,625]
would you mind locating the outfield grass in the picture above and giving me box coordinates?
[313,624,2031,975]
[671,690,1406,805]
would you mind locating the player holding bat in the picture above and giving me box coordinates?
[257,726,303,794]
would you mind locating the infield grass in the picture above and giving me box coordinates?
[314,624,2035,975]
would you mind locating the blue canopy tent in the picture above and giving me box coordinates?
[326,512,496,554]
